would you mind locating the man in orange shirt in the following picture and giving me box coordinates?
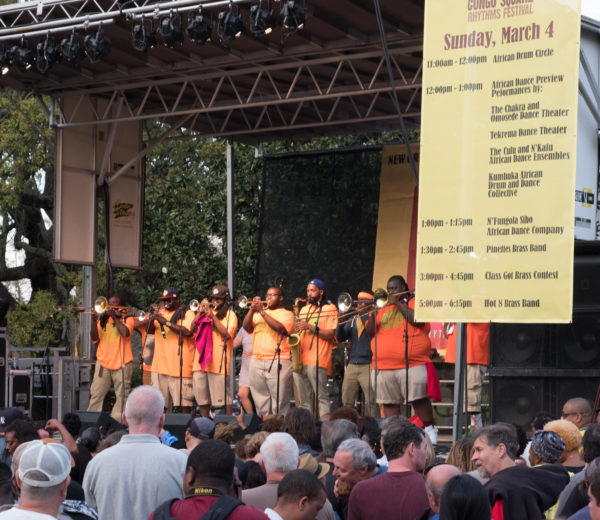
[243,287,295,415]
[294,279,338,418]
[149,287,196,413]
[88,295,135,422]
[367,276,436,440]
[444,322,490,428]
[192,285,238,416]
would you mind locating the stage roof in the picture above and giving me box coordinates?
[0,0,424,142]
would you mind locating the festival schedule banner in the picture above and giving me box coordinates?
[415,0,581,323]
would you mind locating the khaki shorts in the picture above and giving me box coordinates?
[193,371,232,407]
[373,364,428,405]
[151,372,194,407]
[466,364,486,413]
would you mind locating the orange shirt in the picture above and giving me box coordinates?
[193,309,238,375]
[299,303,338,372]
[445,323,490,366]
[251,308,295,360]
[371,298,431,370]
[151,309,196,378]
[95,317,134,371]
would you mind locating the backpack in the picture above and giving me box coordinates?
[152,494,242,520]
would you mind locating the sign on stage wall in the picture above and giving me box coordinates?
[416,0,581,323]
[373,143,419,291]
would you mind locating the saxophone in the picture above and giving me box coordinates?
[289,297,306,373]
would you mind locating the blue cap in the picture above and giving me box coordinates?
[159,287,179,299]
[308,279,325,291]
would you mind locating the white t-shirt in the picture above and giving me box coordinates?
[0,507,56,520]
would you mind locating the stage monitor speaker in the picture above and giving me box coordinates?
[491,375,600,432]
[9,370,32,415]
[213,413,262,431]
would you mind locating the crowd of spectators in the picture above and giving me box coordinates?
[0,391,597,519]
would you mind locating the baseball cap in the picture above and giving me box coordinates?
[308,279,325,291]
[187,417,215,440]
[0,408,24,433]
[210,285,230,300]
[159,287,179,300]
[18,440,71,487]
[357,291,373,301]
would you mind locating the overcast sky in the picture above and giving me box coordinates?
[583,0,600,21]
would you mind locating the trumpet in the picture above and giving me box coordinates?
[237,296,268,309]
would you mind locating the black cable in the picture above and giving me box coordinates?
[373,0,419,186]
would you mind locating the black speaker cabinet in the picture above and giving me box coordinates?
[9,370,32,415]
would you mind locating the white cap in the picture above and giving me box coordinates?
[18,440,71,488]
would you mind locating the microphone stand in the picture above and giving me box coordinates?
[268,333,285,414]
[307,304,322,419]
[218,305,233,412]
[404,322,410,418]
[178,316,183,412]
[370,309,378,418]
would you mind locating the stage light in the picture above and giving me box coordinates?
[61,31,85,64]
[281,1,305,32]
[186,11,212,44]
[84,27,111,63]
[132,18,157,51]
[0,48,10,75]
[250,1,274,35]
[9,41,34,71]
[36,36,61,73]
[158,12,183,47]
[218,3,243,41]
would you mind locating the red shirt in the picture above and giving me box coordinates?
[148,495,268,520]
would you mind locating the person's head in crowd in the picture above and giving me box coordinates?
[425,464,462,515]
[245,431,270,461]
[283,408,315,446]
[0,462,12,506]
[15,440,72,518]
[260,432,299,475]
[61,413,82,439]
[333,438,377,495]
[510,423,528,462]
[356,416,382,459]
[321,419,359,460]
[260,414,286,433]
[272,469,326,520]
[583,425,600,464]
[96,429,127,452]
[531,411,554,432]
[77,427,101,454]
[472,423,518,478]
[185,416,215,451]
[123,385,164,435]
[235,436,251,461]
[585,457,600,520]
[5,419,38,456]
[329,407,360,424]
[528,430,565,466]
[382,422,427,472]
[243,460,267,490]
[214,422,236,445]
[544,419,583,463]
[11,441,31,480]
[446,437,475,473]
[422,432,436,469]
[439,474,491,520]
[562,397,593,430]
[184,440,239,497]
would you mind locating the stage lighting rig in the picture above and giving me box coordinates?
[132,17,157,51]
[218,3,243,42]
[9,40,34,71]
[281,1,305,32]
[186,9,212,44]
[84,27,111,63]
[61,31,85,64]
[36,35,61,73]
[158,12,184,47]
[250,1,274,35]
